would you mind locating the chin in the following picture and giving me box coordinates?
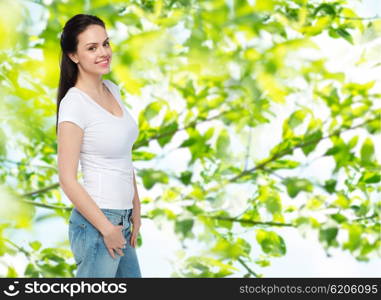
[101,69,111,74]
[92,68,111,75]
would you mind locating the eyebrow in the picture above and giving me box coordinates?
[85,37,109,46]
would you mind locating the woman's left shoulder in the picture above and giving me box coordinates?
[104,79,119,91]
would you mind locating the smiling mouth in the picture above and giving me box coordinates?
[96,58,109,64]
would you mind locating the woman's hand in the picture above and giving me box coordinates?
[102,224,127,259]
[130,210,141,248]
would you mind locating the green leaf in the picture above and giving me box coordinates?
[132,151,157,161]
[256,229,286,257]
[360,137,375,164]
[301,129,323,155]
[180,137,197,147]
[179,171,193,185]
[324,179,337,194]
[293,216,320,228]
[29,241,42,251]
[40,248,65,263]
[157,121,178,147]
[143,101,162,121]
[330,213,348,224]
[347,136,359,149]
[254,0,276,11]
[216,129,230,159]
[204,127,215,140]
[343,224,362,251]
[313,3,336,17]
[175,219,194,238]
[288,109,306,129]
[139,168,169,189]
[265,194,282,214]
[215,212,233,230]
[25,263,39,277]
[333,193,350,209]
[148,208,177,220]
[211,237,251,260]
[255,259,271,267]
[181,256,239,277]
[306,196,324,210]
[266,159,300,170]
[185,204,204,215]
[365,118,381,134]
[319,227,338,246]
[0,128,6,157]
[282,177,313,198]
[335,27,353,44]
[6,266,18,277]
[359,172,381,184]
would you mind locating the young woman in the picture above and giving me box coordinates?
[56,14,142,277]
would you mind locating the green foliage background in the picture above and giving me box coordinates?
[0,0,380,277]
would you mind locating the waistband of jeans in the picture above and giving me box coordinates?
[100,208,132,216]
[73,207,132,216]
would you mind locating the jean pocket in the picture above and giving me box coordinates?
[68,222,86,266]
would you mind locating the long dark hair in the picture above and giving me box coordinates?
[56,14,105,134]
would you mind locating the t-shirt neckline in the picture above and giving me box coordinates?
[70,79,125,120]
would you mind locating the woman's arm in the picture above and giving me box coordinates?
[132,169,141,214]
[57,121,114,237]
[130,168,141,248]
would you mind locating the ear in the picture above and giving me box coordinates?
[68,52,78,64]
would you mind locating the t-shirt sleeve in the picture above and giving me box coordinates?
[58,92,86,130]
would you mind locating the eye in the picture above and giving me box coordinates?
[88,41,110,51]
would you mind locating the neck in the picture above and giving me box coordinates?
[75,73,105,95]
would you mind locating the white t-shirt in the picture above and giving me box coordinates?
[58,79,139,209]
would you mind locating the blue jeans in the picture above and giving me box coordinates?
[68,207,142,278]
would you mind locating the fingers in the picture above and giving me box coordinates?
[116,248,124,256]
[107,247,116,259]
[130,231,137,248]
[104,225,128,259]
[107,247,125,258]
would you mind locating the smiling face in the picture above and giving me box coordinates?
[68,24,112,76]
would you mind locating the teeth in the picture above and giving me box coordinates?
[98,59,108,64]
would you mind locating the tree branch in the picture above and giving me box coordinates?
[228,117,378,183]
[22,183,60,198]
[353,213,378,222]
[237,257,259,278]
[207,215,294,227]
[20,199,71,211]
[3,238,31,257]
[336,14,381,21]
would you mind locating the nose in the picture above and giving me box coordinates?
[98,46,109,57]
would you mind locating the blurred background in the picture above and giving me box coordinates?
[0,0,380,277]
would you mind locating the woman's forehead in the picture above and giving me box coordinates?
[78,25,107,46]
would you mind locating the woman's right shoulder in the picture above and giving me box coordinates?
[62,88,83,100]
[61,89,86,106]
[58,89,88,130]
